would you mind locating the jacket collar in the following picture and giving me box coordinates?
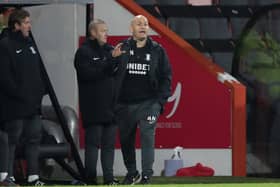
[9,30,31,43]
[86,38,111,50]
[126,36,157,50]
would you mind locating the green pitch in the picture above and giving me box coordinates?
[35,176,280,186]
[49,184,280,187]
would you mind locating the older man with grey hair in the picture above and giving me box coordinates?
[74,19,123,185]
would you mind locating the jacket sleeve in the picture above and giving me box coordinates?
[103,49,120,76]
[0,41,21,99]
[158,47,172,106]
[74,47,114,81]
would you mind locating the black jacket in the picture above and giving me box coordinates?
[116,37,172,112]
[74,39,118,126]
[0,30,46,122]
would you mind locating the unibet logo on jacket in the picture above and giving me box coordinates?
[126,62,150,75]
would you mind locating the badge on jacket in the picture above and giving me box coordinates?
[30,46,36,54]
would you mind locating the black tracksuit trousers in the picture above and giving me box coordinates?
[2,115,42,177]
[84,124,117,184]
[0,130,9,172]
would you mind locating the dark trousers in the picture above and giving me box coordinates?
[2,115,43,176]
[84,124,117,184]
[0,130,9,172]
[116,100,161,177]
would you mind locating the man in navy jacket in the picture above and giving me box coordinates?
[74,19,122,185]
[0,9,46,186]
[115,15,172,185]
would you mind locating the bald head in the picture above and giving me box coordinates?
[131,15,148,25]
[130,15,149,41]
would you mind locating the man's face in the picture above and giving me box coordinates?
[91,23,108,45]
[15,16,31,37]
[130,16,149,41]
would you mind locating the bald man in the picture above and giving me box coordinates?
[114,15,172,184]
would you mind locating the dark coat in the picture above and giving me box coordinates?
[116,37,172,112]
[0,30,45,122]
[74,39,118,126]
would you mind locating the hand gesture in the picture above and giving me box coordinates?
[112,43,126,58]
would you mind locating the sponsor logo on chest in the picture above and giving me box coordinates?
[128,50,151,75]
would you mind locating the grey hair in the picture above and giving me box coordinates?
[88,18,106,33]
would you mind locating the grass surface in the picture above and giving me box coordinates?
[38,176,280,186]
[46,184,280,187]
[147,176,280,184]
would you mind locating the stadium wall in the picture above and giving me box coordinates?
[23,0,246,177]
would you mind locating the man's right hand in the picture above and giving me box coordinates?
[112,43,126,58]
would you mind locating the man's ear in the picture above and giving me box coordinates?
[129,25,133,34]
[14,22,20,31]
[90,29,96,38]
